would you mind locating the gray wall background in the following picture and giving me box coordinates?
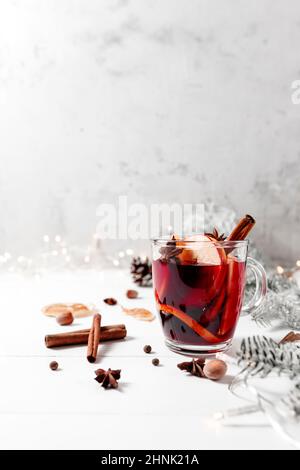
[0,0,299,263]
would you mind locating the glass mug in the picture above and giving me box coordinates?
[152,238,267,355]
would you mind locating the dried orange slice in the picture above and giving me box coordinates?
[42,303,94,318]
[121,306,155,322]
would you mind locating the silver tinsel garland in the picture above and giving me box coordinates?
[245,269,300,329]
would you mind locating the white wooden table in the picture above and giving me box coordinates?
[0,269,295,450]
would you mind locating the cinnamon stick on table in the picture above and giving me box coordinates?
[87,314,101,363]
[45,324,126,348]
[227,214,256,241]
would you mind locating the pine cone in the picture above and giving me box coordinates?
[130,256,152,287]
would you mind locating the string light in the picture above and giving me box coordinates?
[0,228,299,292]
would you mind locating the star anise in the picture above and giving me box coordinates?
[94,368,121,389]
[159,235,183,262]
[177,358,205,377]
[205,228,226,242]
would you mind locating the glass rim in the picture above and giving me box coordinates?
[151,237,249,248]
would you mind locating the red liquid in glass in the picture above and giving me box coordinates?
[152,257,246,346]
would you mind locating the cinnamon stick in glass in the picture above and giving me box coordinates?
[227,214,256,241]
[45,324,126,348]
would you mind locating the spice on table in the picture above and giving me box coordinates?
[203,359,227,381]
[177,358,205,377]
[121,306,155,322]
[143,344,152,354]
[56,310,74,326]
[177,358,227,381]
[42,303,93,318]
[103,297,118,305]
[87,314,101,363]
[126,289,138,299]
[94,368,121,389]
[45,324,127,348]
[49,361,58,371]
[152,358,159,366]
[279,331,300,344]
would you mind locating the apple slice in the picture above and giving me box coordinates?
[178,234,226,265]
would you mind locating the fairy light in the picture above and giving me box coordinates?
[277,266,284,275]
[296,260,300,268]
[0,231,133,277]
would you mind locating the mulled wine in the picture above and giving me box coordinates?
[152,255,246,350]
[152,216,267,354]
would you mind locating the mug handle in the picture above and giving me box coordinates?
[241,257,267,316]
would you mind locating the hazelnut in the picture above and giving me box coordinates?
[49,361,58,371]
[152,358,160,366]
[56,310,74,326]
[143,345,152,354]
[126,289,138,299]
[203,359,227,381]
